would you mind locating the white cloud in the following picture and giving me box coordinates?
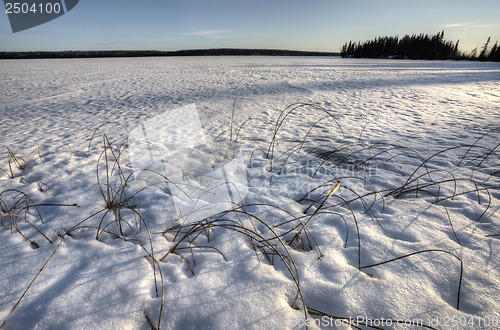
[443,22,475,28]
[183,30,234,37]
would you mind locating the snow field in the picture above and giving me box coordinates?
[0,57,499,329]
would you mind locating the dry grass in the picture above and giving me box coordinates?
[1,105,498,329]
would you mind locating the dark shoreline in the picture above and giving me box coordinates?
[0,48,340,60]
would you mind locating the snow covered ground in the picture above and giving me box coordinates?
[0,57,499,329]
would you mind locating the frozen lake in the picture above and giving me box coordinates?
[1,57,499,149]
[1,57,499,329]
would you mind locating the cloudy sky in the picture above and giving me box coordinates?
[1,0,499,52]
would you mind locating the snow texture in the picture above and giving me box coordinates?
[1,57,499,329]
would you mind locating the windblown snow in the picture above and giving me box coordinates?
[1,57,499,329]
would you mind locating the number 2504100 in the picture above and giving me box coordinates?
[5,2,62,14]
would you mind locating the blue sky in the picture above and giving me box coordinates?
[1,0,499,52]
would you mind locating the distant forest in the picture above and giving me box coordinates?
[341,31,500,62]
[0,49,339,60]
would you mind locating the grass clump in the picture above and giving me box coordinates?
[0,189,52,248]
[2,103,498,330]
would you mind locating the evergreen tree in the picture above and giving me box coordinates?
[488,42,500,61]
[340,32,499,62]
[470,47,478,59]
[479,37,491,60]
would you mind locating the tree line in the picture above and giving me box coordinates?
[341,31,500,62]
[0,49,339,60]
